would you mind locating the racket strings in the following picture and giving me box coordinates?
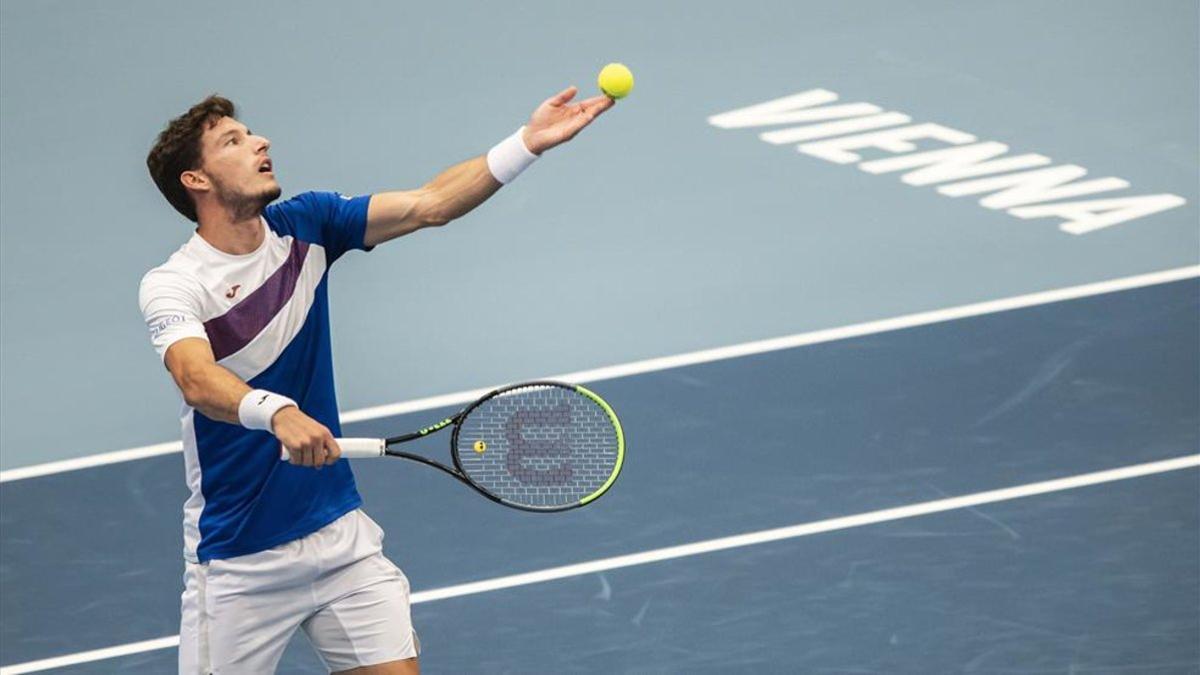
[455,385,620,508]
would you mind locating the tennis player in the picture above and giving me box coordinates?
[140,88,614,674]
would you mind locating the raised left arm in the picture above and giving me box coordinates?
[363,156,498,246]
[363,86,614,247]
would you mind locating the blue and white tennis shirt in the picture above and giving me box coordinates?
[139,192,372,563]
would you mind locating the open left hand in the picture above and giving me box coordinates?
[521,86,615,155]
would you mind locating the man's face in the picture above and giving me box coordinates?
[192,116,281,217]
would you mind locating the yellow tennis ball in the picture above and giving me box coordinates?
[598,63,634,99]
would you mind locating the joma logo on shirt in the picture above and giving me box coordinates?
[225,284,242,299]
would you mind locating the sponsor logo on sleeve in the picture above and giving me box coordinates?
[149,314,186,339]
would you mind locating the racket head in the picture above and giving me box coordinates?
[449,381,625,512]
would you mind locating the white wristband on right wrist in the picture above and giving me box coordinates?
[486,126,539,184]
[238,389,296,433]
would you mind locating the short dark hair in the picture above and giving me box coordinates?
[146,95,236,222]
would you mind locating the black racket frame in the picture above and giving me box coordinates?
[380,380,612,513]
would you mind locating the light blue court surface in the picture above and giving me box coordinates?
[0,0,1197,469]
[1,277,1197,672]
[1,0,1197,672]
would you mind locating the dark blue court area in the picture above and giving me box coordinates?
[2,278,1197,673]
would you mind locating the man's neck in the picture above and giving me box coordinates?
[195,211,264,255]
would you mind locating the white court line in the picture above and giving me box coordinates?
[2,265,1196,484]
[0,637,182,675]
[2,453,1197,674]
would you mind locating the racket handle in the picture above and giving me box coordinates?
[278,438,387,461]
[338,438,387,458]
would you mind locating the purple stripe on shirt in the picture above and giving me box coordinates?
[204,240,310,361]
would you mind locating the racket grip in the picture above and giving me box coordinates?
[278,438,386,461]
[338,438,387,458]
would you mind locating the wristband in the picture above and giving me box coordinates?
[238,389,297,433]
[486,126,538,184]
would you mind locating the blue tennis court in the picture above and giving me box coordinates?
[2,275,1197,673]
[1,0,1197,672]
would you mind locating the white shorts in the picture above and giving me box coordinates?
[179,509,418,674]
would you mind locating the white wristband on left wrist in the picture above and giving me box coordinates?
[486,126,539,184]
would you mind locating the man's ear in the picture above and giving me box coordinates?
[181,170,211,195]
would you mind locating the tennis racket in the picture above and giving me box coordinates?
[289,381,625,512]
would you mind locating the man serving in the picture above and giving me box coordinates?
[140,86,614,674]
